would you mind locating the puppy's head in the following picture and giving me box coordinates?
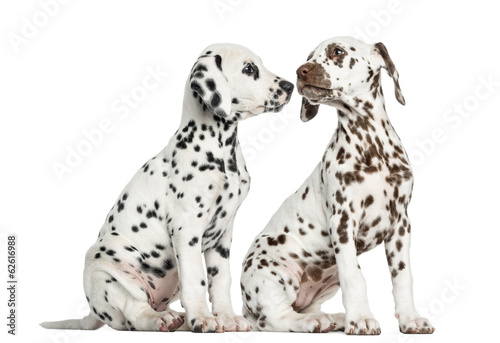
[189,44,294,121]
[296,37,405,122]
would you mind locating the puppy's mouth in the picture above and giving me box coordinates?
[251,95,291,114]
[297,82,335,102]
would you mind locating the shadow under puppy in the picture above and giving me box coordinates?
[241,37,434,335]
[41,43,293,333]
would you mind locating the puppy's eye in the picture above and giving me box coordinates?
[243,64,255,74]
[333,48,345,56]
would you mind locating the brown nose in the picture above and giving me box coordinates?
[296,63,314,80]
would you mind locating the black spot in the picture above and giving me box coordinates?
[189,237,199,246]
[103,312,113,322]
[146,210,157,219]
[215,55,222,71]
[215,245,230,259]
[211,93,221,108]
[232,98,239,104]
[191,80,204,97]
[183,174,194,182]
[207,266,219,277]
[206,79,216,91]
[163,258,174,270]
[176,140,187,149]
[151,267,166,278]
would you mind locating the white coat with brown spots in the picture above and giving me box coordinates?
[240,37,434,335]
[41,44,294,333]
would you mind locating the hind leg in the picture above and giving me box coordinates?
[85,270,184,331]
[120,299,184,332]
[241,269,337,333]
[298,284,346,332]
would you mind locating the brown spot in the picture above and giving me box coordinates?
[267,237,278,246]
[297,215,304,223]
[364,195,374,208]
[349,57,356,69]
[337,211,350,244]
[386,251,395,266]
[398,261,406,271]
[299,228,307,236]
[396,240,403,252]
[243,258,253,272]
[343,171,365,185]
[305,265,323,282]
[336,147,346,162]
[277,234,286,244]
[364,165,378,174]
[308,223,315,229]
[301,188,309,200]
[335,190,346,205]
[302,249,312,258]
[289,252,299,259]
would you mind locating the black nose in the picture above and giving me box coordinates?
[279,80,294,95]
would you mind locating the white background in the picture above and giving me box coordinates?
[1,0,499,342]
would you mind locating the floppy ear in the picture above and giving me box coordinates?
[190,54,231,117]
[373,42,405,105]
[300,97,320,122]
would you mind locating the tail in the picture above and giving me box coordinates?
[40,313,104,330]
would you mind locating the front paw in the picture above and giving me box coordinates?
[345,316,380,335]
[398,314,434,334]
[214,312,252,332]
[189,314,223,333]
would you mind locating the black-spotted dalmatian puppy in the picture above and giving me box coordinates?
[240,37,434,335]
[41,44,293,333]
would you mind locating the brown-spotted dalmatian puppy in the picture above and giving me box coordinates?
[240,37,434,335]
[41,44,293,333]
